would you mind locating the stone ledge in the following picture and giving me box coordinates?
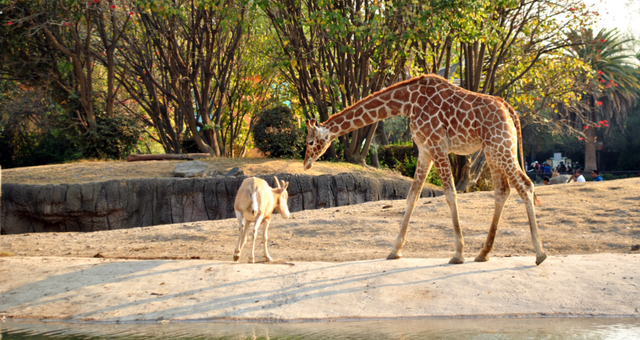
[1,173,441,234]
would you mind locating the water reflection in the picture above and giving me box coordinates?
[1,317,639,340]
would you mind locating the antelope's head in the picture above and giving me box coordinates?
[303,119,333,170]
[272,177,290,219]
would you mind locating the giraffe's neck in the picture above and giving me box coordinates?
[321,84,412,138]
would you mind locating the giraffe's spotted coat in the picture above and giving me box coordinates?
[304,74,546,265]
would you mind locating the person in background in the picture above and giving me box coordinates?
[566,163,572,172]
[592,169,603,182]
[543,177,552,185]
[572,169,586,183]
[543,163,551,174]
[558,162,566,173]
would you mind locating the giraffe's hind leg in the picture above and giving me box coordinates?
[506,162,547,265]
[475,161,510,262]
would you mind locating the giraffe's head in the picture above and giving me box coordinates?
[303,118,332,170]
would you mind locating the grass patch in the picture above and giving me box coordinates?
[0,252,15,257]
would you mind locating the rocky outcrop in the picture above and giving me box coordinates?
[1,173,441,234]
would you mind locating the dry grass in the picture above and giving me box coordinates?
[1,158,406,185]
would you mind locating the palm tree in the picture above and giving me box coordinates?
[564,28,640,173]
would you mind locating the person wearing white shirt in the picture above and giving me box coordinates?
[573,169,586,182]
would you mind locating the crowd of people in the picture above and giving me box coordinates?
[528,161,577,174]
[527,160,604,185]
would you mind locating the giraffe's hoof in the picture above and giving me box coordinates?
[536,254,548,266]
[474,254,489,262]
[249,257,255,264]
[386,252,402,260]
[265,256,273,262]
[233,255,240,262]
[449,257,465,264]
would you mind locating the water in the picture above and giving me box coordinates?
[1,317,639,340]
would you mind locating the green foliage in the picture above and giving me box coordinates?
[252,106,304,158]
[378,144,413,170]
[82,113,143,160]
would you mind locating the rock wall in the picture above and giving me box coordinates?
[1,173,441,234]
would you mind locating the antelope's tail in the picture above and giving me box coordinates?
[251,192,259,216]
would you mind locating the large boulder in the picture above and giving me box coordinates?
[1,173,442,234]
[172,161,210,178]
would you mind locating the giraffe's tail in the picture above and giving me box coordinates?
[506,103,541,206]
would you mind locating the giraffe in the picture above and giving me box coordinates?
[303,74,547,266]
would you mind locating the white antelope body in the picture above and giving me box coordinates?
[233,177,290,263]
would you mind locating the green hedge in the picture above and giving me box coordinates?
[378,144,413,170]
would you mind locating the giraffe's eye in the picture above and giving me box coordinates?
[308,141,314,146]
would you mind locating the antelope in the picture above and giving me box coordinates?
[233,177,290,263]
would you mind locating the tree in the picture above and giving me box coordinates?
[394,0,596,191]
[259,0,419,166]
[563,28,640,172]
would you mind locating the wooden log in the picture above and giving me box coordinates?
[126,154,211,162]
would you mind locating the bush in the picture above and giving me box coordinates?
[378,144,413,170]
[252,106,304,158]
[82,113,142,160]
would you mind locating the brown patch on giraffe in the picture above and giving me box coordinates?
[459,100,471,112]
[393,89,407,101]
[388,100,402,111]
[340,121,351,131]
[353,117,366,127]
[431,94,443,107]
[377,108,389,120]
[408,85,420,92]
[379,92,392,101]
[345,110,355,121]
[417,95,428,107]
[333,116,344,125]
[364,99,383,110]
[439,88,454,98]
[403,103,413,114]
[410,92,420,103]
[330,125,340,134]
[425,86,436,98]
[362,114,374,125]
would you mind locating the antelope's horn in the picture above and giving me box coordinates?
[273,176,281,188]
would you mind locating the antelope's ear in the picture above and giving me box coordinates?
[283,181,289,191]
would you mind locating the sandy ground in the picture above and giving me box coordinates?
[1,178,639,262]
[1,176,639,321]
[0,254,639,322]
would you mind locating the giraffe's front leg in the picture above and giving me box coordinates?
[387,152,433,260]
[431,151,465,264]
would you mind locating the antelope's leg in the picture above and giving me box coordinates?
[387,151,433,260]
[475,162,510,262]
[249,215,265,264]
[262,218,273,262]
[233,211,246,262]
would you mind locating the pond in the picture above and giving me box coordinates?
[1,317,639,340]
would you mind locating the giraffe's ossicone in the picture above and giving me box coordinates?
[303,74,547,266]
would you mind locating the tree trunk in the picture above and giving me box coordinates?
[584,126,597,173]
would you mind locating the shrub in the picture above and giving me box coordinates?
[252,106,305,158]
[378,144,413,169]
[82,113,142,160]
